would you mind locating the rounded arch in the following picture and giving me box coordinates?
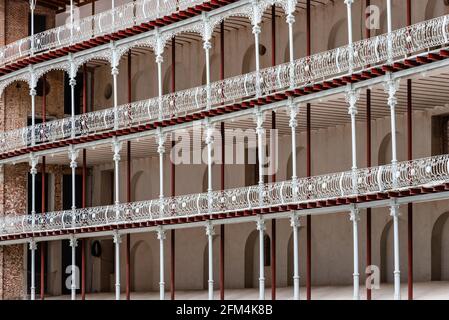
[163,62,188,95]
[431,211,449,281]
[425,0,448,21]
[380,219,393,283]
[286,146,304,181]
[0,77,31,97]
[283,31,306,63]
[130,240,152,292]
[131,171,146,202]
[202,54,220,85]
[378,132,403,166]
[328,19,347,50]
[242,43,268,74]
[244,229,271,288]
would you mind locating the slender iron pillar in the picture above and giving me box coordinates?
[69,236,78,300]
[257,218,266,300]
[206,223,215,300]
[29,239,37,300]
[81,63,87,301]
[219,22,226,301]
[126,50,132,301]
[306,0,312,300]
[406,0,413,301]
[365,0,372,301]
[350,207,360,300]
[170,36,176,301]
[291,214,300,300]
[113,231,121,300]
[157,228,166,300]
[40,74,47,301]
[271,5,277,301]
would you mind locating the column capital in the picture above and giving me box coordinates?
[68,147,79,168]
[254,110,265,134]
[157,227,166,240]
[69,77,77,87]
[157,131,166,154]
[344,0,354,5]
[69,235,78,248]
[29,239,37,251]
[29,0,37,10]
[384,78,400,108]
[389,203,400,218]
[349,206,360,222]
[113,231,122,244]
[205,122,215,146]
[289,103,299,128]
[205,222,215,237]
[290,214,301,228]
[256,217,266,231]
[112,138,123,161]
[29,154,39,174]
[346,88,360,115]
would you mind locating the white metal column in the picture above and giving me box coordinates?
[113,231,121,300]
[157,227,166,300]
[256,217,266,300]
[30,71,37,146]
[286,0,296,87]
[385,78,400,173]
[29,154,38,229]
[157,131,166,216]
[290,213,301,300]
[69,235,78,300]
[203,16,212,109]
[346,88,359,192]
[69,61,77,138]
[29,0,36,55]
[29,239,37,300]
[344,0,354,73]
[111,54,119,130]
[205,122,214,215]
[251,0,262,96]
[289,102,299,184]
[112,138,122,220]
[390,202,401,300]
[386,0,393,63]
[68,147,79,227]
[206,222,215,300]
[155,33,164,120]
[255,110,265,187]
[350,205,360,300]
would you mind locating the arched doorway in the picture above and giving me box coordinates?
[244,230,271,288]
[131,240,152,292]
[431,212,449,281]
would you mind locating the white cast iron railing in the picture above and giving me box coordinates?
[0,154,448,238]
[0,0,203,67]
[0,14,448,155]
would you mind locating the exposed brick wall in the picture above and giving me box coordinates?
[0,0,58,300]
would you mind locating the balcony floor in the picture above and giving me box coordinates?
[44,281,449,300]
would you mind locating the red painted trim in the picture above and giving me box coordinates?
[126,50,132,300]
[170,37,176,301]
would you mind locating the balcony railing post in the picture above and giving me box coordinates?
[30,68,37,146]
[349,205,360,300]
[387,0,393,64]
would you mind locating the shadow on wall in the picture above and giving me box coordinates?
[245,230,271,288]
